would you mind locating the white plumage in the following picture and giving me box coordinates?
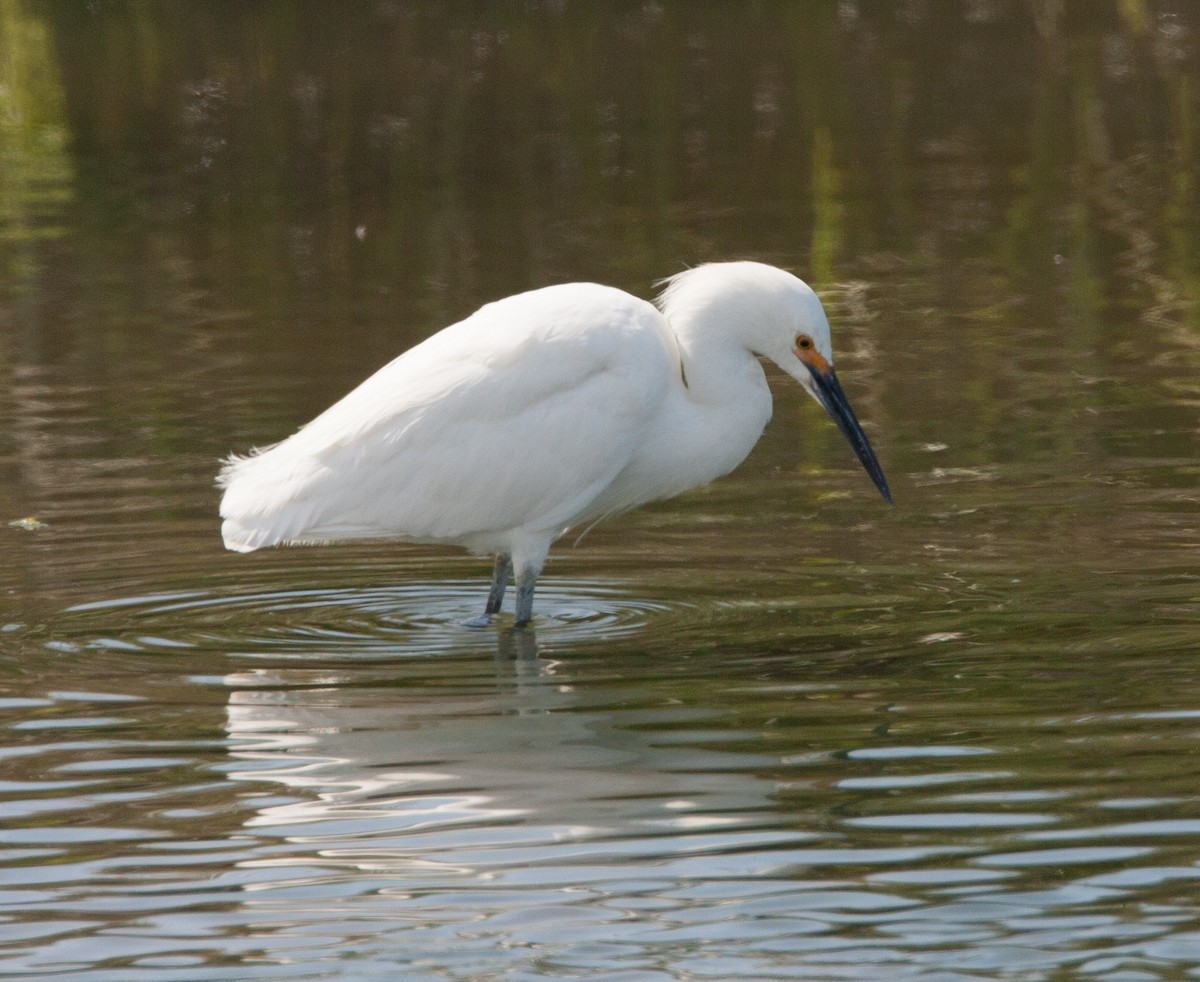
[219,261,891,625]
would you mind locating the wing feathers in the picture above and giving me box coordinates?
[219,284,677,553]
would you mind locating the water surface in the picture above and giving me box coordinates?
[1,2,1199,979]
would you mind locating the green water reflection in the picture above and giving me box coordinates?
[0,2,1199,979]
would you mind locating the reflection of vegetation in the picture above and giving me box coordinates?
[809,126,842,287]
[0,1,1195,462]
[0,2,71,265]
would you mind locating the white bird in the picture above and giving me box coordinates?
[219,261,891,626]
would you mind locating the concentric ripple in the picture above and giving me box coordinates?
[56,579,693,658]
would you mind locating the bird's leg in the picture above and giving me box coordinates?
[484,553,512,616]
[513,563,538,628]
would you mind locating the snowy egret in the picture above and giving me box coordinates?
[219,262,891,626]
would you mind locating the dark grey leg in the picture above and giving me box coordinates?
[485,553,512,616]
[513,563,538,627]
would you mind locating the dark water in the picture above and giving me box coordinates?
[2,2,1200,979]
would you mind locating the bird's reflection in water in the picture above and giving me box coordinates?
[219,619,782,857]
[493,625,542,663]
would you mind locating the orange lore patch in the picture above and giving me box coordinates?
[794,344,831,376]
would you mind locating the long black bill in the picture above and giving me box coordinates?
[810,366,893,504]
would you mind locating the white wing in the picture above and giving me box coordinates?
[219,283,679,554]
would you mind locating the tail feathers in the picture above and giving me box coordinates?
[220,518,274,553]
[218,448,327,553]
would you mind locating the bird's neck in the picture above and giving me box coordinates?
[665,323,774,477]
[673,315,770,413]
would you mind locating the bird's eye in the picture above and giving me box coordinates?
[795,335,814,350]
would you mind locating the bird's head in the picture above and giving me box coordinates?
[724,263,894,505]
[659,261,892,504]
[768,272,892,505]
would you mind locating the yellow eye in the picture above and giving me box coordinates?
[795,334,814,350]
